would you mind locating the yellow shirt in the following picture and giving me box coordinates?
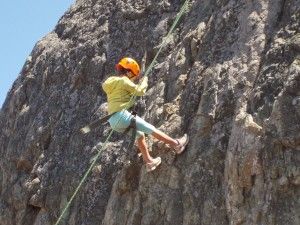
[102,75,148,114]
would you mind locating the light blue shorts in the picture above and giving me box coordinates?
[108,110,156,139]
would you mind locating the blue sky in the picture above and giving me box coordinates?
[0,0,74,108]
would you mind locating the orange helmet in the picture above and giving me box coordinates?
[115,57,140,77]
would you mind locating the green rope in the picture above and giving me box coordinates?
[54,1,190,224]
[143,0,190,78]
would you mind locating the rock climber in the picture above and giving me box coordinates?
[102,57,189,172]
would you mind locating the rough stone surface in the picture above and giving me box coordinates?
[1,0,299,224]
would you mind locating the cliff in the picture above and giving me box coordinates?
[0,0,299,224]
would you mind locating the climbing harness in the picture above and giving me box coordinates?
[119,110,137,159]
[80,103,142,134]
[54,1,191,224]
[80,113,115,134]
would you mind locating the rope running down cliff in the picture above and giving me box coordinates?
[54,1,191,224]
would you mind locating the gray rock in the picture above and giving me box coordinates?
[1,0,299,224]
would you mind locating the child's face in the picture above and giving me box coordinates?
[127,72,138,82]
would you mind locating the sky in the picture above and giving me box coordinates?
[0,0,75,108]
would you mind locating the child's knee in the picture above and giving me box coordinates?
[136,131,144,140]
[136,133,145,142]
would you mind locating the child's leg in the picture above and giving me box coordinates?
[134,115,179,148]
[136,134,153,163]
[136,133,162,172]
[151,129,178,147]
[133,115,188,156]
[152,129,189,154]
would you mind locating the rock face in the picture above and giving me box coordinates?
[0,0,299,224]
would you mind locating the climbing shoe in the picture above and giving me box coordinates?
[146,157,161,172]
[174,134,189,154]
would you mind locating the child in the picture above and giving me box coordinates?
[102,57,188,172]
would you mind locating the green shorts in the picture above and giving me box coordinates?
[108,110,156,138]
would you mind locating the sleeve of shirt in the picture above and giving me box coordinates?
[123,76,148,96]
